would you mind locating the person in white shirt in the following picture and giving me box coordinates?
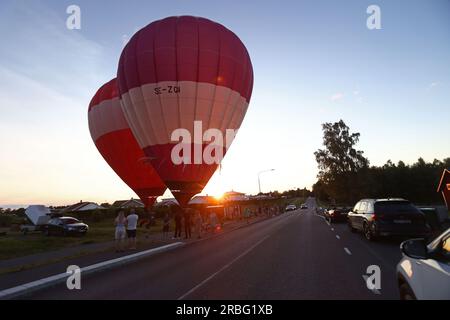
[114,211,127,252]
[126,209,139,250]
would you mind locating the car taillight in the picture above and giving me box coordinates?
[373,213,385,221]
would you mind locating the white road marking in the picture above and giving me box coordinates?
[326,220,330,226]
[331,228,334,231]
[344,247,352,255]
[362,275,381,295]
[177,234,271,300]
[336,235,340,240]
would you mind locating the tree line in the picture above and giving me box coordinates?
[312,120,449,206]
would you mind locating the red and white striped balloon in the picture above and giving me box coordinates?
[88,79,166,208]
[117,16,253,206]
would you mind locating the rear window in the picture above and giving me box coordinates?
[374,201,421,215]
[61,218,79,224]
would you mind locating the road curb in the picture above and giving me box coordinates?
[0,242,184,300]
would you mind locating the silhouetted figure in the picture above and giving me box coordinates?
[162,213,170,239]
[173,206,183,239]
[194,210,203,239]
[184,209,192,239]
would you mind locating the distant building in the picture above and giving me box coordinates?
[437,169,450,210]
[222,191,248,202]
[189,196,217,205]
[156,198,179,207]
[113,198,144,209]
[62,201,105,213]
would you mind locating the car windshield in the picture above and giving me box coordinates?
[374,201,421,215]
[61,218,79,225]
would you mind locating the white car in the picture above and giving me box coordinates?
[397,228,450,300]
[285,204,297,212]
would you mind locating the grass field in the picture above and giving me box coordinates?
[0,219,164,261]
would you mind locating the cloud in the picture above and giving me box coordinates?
[330,93,344,101]
[428,82,439,90]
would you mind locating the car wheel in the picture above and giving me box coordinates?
[348,220,356,233]
[399,282,416,300]
[363,223,376,241]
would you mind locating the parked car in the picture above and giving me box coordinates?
[285,204,297,212]
[397,228,450,300]
[43,217,89,237]
[325,207,350,223]
[347,199,430,241]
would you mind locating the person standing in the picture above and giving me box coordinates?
[114,211,127,252]
[126,209,139,250]
[173,206,183,239]
[209,210,218,232]
[184,209,192,239]
[244,207,251,224]
[162,213,170,239]
[194,210,203,239]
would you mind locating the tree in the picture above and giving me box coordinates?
[314,120,369,203]
[101,203,112,208]
[315,120,369,178]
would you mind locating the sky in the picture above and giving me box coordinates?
[0,0,449,208]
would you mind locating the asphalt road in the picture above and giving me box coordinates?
[26,197,403,300]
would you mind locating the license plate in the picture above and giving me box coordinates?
[393,220,411,224]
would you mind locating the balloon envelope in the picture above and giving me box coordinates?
[88,79,166,208]
[118,16,254,206]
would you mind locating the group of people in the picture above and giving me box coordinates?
[170,207,206,240]
[115,205,280,252]
[114,207,220,252]
[114,209,139,252]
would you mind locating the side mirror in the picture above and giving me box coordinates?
[401,238,428,259]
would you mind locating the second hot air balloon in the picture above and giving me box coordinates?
[88,79,166,208]
[118,16,254,207]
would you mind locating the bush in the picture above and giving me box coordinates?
[0,215,13,228]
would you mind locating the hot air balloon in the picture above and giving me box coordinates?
[88,79,166,209]
[117,16,254,207]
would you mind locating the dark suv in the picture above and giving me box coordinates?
[347,199,430,241]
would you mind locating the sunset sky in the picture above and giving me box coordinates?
[1,0,449,208]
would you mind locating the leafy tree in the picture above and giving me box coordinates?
[314,120,369,203]
[315,120,369,177]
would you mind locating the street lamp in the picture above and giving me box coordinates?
[258,169,275,194]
